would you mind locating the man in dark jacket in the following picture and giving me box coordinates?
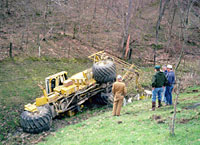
[152,65,168,111]
[165,65,175,105]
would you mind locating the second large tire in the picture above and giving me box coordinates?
[92,60,116,84]
[20,106,52,134]
[94,92,113,106]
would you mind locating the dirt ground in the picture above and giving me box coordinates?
[2,105,112,145]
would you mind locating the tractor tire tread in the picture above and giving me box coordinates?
[20,106,52,134]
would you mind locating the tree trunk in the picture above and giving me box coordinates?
[171,79,180,135]
[175,0,194,71]
[166,2,177,52]
[73,22,78,39]
[37,33,41,57]
[26,29,29,50]
[105,0,111,20]
[20,32,24,51]
[68,44,71,58]
[93,0,98,19]
[122,0,133,58]
[9,42,12,58]
[175,33,185,71]
[155,0,170,65]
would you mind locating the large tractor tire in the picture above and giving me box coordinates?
[93,84,114,106]
[20,106,52,134]
[92,60,116,84]
[95,92,113,106]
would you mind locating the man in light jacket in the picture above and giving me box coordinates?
[165,65,175,105]
[162,65,167,103]
[112,75,127,116]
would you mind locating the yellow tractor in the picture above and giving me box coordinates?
[20,51,144,133]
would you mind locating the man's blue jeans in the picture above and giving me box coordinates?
[165,85,174,105]
[162,87,166,102]
[152,87,163,102]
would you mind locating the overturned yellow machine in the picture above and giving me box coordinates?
[20,51,143,133]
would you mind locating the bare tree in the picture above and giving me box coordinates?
[155,0,170,65]
[166,0,177,53]
[93,0,98,19]
[121,0,133,58]
[170,79,180,135]
[175,0,197,70]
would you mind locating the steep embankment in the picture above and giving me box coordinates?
[39,86,200,145]
[0,57,92,141]
[0,0,199,143]
[0,56,154,143]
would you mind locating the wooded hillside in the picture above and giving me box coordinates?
[0,0,199,144]
[0,0,199,62]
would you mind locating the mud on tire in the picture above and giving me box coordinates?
[95,92,113,106]
[92,60,116,84]
[20,106,52,134]
[93,84,114,106]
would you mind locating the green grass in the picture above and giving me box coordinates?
[0,57,92,141]
[39,86,200,145]
[0,57,199,144]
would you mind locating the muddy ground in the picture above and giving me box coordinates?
[2,104,112,145]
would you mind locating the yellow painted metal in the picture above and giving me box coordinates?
[122,64,134,80]
[24,63,96,114]
[88,51,105,62]
[71,78,87,86]
[63,80,74,87]
[48,92,59,102]
[46,71,68,94]
[67,110,75,117]
[47,71,68,80]
[54,86,63,93]
[42,89,48,98]
[38,84,48,98]
[36,96,48,106]
[140,95,146,100]
[25,103,38,112]
[88,79,96,85]
[61,85,77,95]
[24,51,145,115]
[89,51,145,97]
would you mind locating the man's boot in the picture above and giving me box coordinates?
[152,102,156,111]
[158,100,162,108]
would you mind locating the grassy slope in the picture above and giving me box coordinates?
[40,86,200,145]
[0,57,92,141]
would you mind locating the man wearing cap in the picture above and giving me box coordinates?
[152,65,168,111]
[162,65,167,103]
[165,65,175,105]
[112,75,127,116]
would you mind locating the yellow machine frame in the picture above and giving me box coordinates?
[25,51,144,113]
[88,51,144,98]
[25,68,97,112]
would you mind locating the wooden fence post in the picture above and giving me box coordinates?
[37,33,41,57]
[9,42,13,58]
[68,44,71,58]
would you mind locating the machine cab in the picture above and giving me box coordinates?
[45,71,68,94]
